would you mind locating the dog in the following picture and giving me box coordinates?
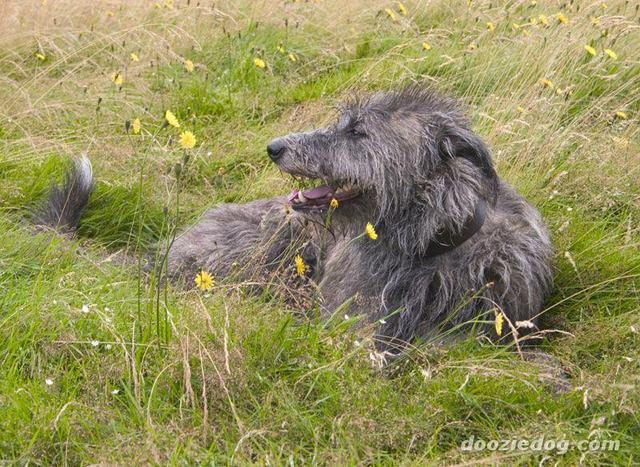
[36,87,553,354]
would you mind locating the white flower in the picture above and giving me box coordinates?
[91,340,100,347]
[379,319,387,324]
[45,378,53,386]
[81,304,90,313]
[344,314,350,320]
[111,389,119,395]
[105,344,113,350]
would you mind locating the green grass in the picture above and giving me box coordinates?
[1,0,640,464]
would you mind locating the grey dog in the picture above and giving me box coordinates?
[37,87,553,353]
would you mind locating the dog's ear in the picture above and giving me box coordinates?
[438,122,499,200]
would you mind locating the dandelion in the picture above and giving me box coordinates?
[538,14,548,26]
[365,222,378,240]
[111,72,123,86]
[179,130,196,149]
[330,198,339,209]
[397,1,407,16]
[184,59,194,72]
[422,41,432,50]
[604,48,617,60]
[45,378,54,386]
[294,255,307,276]
[615,111,628,120]
[516,106,525,113]
[253,57,266,68]
[495,312,504,336]
[107,10,114,17]
[486,22,495,32]
[130,52,139,62]
[540,78,554,89]
[584,45,597,56]
[555,12,568,24]
[132,118,141,135]
[384,8,396,20]
[288,53,297,62]
[165,110,180,128]
[194,270,214,292]
[35,52,46,61]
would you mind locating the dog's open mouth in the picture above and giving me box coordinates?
[287,182,361,211]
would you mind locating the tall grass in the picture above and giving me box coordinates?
[1,0,639,464]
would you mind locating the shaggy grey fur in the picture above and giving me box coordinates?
[33,155,94,233]
[167,87,553,352]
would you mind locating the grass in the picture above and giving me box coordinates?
[1,0,639,464]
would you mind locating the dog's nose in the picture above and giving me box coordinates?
[267,138,287,161]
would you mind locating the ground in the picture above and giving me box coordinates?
[0,0,639,464]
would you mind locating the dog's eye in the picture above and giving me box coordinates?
[347,126,366,138]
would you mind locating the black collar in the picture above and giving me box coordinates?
[423,199,487,258]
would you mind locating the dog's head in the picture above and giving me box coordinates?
[268,87,498,253]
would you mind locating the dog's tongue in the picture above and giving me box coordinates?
[301,185,332,199]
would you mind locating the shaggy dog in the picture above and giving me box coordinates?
[37,88,553,353]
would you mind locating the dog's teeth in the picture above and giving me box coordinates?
[297,192,307,202]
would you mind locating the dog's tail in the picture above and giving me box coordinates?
[32,154,94,234]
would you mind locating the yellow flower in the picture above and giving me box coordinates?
[522,29,530,37]
[601,2,608,9]
[365,222,378,240]
[422,41,431,50]
[288,53,297,62]
[180,130,196,149]
[184,59,194,72]
[384,8,396,20]
[397,1,407,16]
[111,72,123,86]
[516,106,525,113]
[469,41,478,50]
[35,52,46,61]
[555,12,568,24]
[165,0,174,9]
[486,22,495,32]
[615,111,628,120]
[604,49,617,60]
[330,198,339,209]
[132,118,141,134]
[591,17,600,27]
[584,45,597,56]
[165,110,180,128]
[130,52,140,62]
[495,312,504,336]
[512,23,520,30]
[294,255,307,276]
[538,14,548,26]
[540,78,554,89]
[194,270,214,292]
[253,57,266,68]
[277,44,285,54]
[107,10,114,17]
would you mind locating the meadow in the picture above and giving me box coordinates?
[0,0,639,464]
